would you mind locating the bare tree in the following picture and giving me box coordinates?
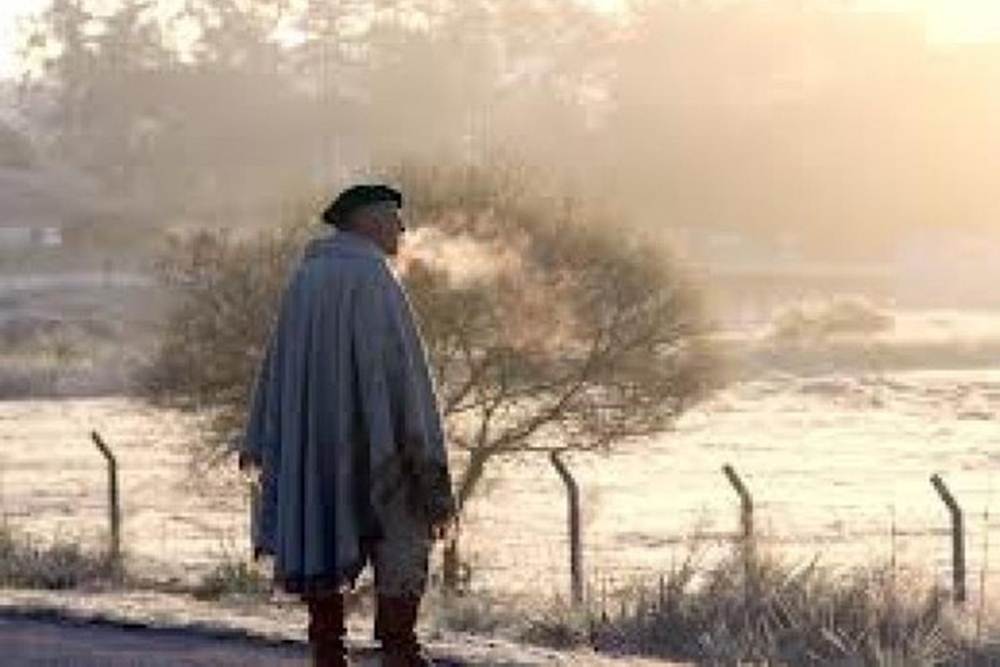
[394,164,715,508]
[143,162,718,581]
[141,201,319,461]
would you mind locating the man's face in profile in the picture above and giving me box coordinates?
[369,203,405,256]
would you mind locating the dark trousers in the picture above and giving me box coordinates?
[306,591,425,666]
[306,593,346,667]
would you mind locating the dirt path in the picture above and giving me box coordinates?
[0,616,529,666]
[0,590,690,666]
[0,617,464,666]
[0,614,692,666]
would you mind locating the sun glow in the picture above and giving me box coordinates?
[921,0,1000,44]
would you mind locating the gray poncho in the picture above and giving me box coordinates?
[242,230,454,594]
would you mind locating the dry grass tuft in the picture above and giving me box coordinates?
[0,524,121,590]
[192,558,271,601]
[432,546,1000,665]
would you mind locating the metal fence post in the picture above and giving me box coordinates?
[931,473,966,605]
[550,451,583,605]
[90,431,121,565]
[722,464,755,602]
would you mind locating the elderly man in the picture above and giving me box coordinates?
[241,185,456,667]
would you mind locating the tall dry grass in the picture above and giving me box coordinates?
[0,523,120,589]
[433,545,998,666]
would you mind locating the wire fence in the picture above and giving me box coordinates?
[0,398,998,615]
[453,461,1000,614]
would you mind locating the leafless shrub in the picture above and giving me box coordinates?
[770,296,895,344]
[0,314,134,399]
[142,161,718,481]
[140,162,719,585]
[139,216,318,462]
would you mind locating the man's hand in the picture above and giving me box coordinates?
[237,451,262,486]
[412,459,457,530]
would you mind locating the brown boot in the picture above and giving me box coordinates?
[375,595,430,667]
[307,593,348,667]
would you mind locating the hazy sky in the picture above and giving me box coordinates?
[0,0,45,79]
[2,0,1000,79]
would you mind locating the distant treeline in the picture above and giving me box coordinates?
[9,0,1000,260]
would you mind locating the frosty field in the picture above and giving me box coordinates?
[2,365,999,602]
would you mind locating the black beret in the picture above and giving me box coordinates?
[322,184,403,227]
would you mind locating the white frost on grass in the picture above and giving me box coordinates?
[3,367,1000,605]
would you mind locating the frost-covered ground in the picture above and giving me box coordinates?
[2,303,1000,661]
[463,366,1000,601]
[2,366,1000,601]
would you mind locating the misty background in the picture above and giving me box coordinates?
[2,0,1000,343]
